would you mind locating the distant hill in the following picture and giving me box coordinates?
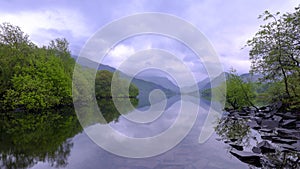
[240,73,263,83]
[182,72,229,93]
[135,75,180,93]
[74,56,178,107]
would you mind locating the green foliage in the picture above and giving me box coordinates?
[0,22,30,47]
[95,70,139,98]
[225,69,256,110]
[0,23,74,111]
[3,55,72,110]
[0,22,138,111]
[247,6,300,108]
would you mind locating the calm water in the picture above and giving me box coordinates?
[1,96,249,169]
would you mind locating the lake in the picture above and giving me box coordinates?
[0,95,275,169]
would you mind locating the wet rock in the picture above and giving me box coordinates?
[276,128,300,139]
[252,146,261,154]
[230,138,238,142]
[260,106,271,112]
[275,112,297,120]
[277,143,298,152]
[296,121,300,128]
[247,120,260,129]
[281,119,297,129]
[254,117,262,125]
[271,137,297,144]
[229,144,243,151]
[272,115,283,122]
[292,141,300,151]
[261,135,276,141]
[259,128,273,133]
[238,111,248,116]
[263,113,273,119]
[261,119,279,129]
[257,141,276,153]
[230,150,262,167]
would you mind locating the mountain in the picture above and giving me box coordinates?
[74,57,177,106]
[135,75,180,93]
[73,56,117,72]
[240,73,263,83]
[182,72,229,93]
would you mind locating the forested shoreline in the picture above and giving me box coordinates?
[0,23,138,112]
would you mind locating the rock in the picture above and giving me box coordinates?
[281,119,297,129]
[292,141,300,151]
[276,128,300,139]
[272,115,283,122]
[255,117,262,125]
[259,128,273,133]
[252,146,261,154]
[263,113,273,119]
[271,137,297,144]
[247,120,260,129]
[296,121,300,128]
[230,150,262,167]
[272,101,282,110]
[276,112,297,120]
[277,143,298,152]
[229,144,243,151]
[260,106,271,112]
[257,141,276,153]
[261,135,276,141]
[230,138,238,142]
[261,119,279,129]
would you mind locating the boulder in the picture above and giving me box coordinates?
[230,150,262,167]
[229,144,244,151]
[276,128,300,139]
[257,141,276,153]
[261,119,279,129]
[247,120,260,130]
[259,128,273,133]
[281,119,297,129]
[252,146,261,154]
[272,115,283,122]
[271,137,297,144]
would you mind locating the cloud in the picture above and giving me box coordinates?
[0,8,91,46]
[1,0,299,77]
[103,44,136,67]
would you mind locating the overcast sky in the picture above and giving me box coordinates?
[0,0,299,82]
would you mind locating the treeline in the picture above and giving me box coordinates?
[216,5,300,110]
[0,23,138,112]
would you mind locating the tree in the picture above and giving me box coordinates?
[225,69,256,110]
[0,22,30,47]
[48,38,75,76]
[247,6,300,103]
[0,23,73,111]
[3,54,72,110]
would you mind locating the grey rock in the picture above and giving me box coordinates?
[257,141,275,153]
[261,119,279,129]
[230,150,262,167]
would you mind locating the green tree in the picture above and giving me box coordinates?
[0,22,30,47]
[3,55,71,110]
[225,69,256,110]
[95,70,139,98]
[247,6,300,105]
[0,23,73,111]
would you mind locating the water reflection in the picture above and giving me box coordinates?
[0,99,139,169]
[0,107,82,169]
[97,98,138,123]
[215,115,300,168]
